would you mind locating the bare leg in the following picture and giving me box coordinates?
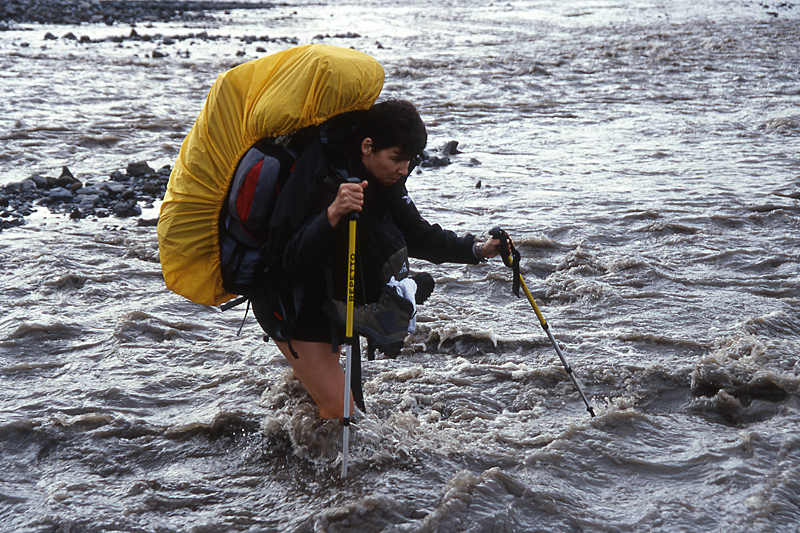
[273,339,354,420]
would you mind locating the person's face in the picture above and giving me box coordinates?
[360,138,413,187]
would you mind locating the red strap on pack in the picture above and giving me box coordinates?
[236,160,263,223]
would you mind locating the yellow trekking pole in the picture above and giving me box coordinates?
[342,211,358,478]
[490,227,595,418]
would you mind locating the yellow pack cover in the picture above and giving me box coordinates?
[157,44,385,306]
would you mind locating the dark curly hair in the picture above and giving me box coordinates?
[358,99,427,157]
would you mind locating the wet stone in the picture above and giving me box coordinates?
[420,155,451,168]
[101,182,128,196]
[442,140,461,155]
[126,161,154,177]
[48,187,74,202]
[76,185,107,197]
[113,199,141,217]
[55,169,81,189]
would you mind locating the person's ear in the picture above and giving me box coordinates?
[360,137,373,156]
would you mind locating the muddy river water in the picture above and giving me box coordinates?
[1,1,799,531]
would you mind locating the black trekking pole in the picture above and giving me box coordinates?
[489,227,595,418]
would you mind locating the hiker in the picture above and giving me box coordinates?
[231,99,501,419]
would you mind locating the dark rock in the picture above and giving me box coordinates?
[137,218,159,227]
[121,189,136,200]
[44,32,57,40]
[78,197,98,209]
[48,187,74,202]
[420,155,451,168]
[101,182,128,197]
[113,199,140,217]
[55,166,80,188]
[76,184,107,197]
[20,179,38,192]
[69,207,83,220]
[476,180,482,189]
[441,140,461,155]
[1,217,24,229]
[152,50,167,58]
[113,200,134,217]
[110,170,127,182]
[126,161,154,177]
[28,174,56,189]
[62,32,77,40]
[141,181,161,195]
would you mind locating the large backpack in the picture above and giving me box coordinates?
[218,140,299,295]
[157,45,384,306]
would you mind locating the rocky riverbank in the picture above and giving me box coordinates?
[0,0,277,26]
[0,162,169,230]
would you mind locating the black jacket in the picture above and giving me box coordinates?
[265,138,478,306]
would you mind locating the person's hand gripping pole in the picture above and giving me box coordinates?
[489,227,596,418]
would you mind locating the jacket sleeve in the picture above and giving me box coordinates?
[266,140,338,275]
[390,183,479,265]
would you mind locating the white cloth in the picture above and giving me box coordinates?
[388,276,418,332]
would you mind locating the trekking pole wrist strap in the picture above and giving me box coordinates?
[489,226,521,296]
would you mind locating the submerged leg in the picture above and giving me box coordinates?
[273,339,353,420]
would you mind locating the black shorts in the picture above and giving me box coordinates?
[249,276,338,344]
